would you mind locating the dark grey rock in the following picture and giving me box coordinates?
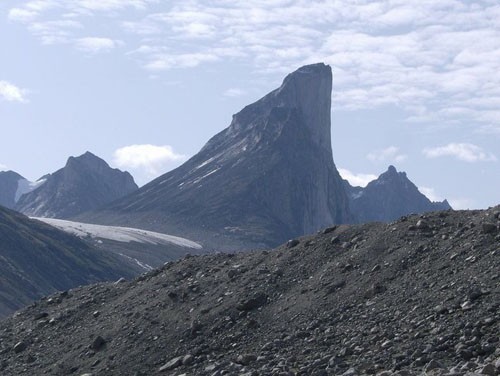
[90,336,106,351]
[236,353,257,365]
[479,363,496,376]
[424,359,443,372]
[13,342,27,354]
[182,354,194,366]
[159,356,183,372]
[237,292,268,311]
[482,223,498,234]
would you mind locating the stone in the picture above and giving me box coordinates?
[182,354,194,366]
[13,341,27,353]
[482,223,498,234]
[322,226,337,234]
[33,312,49,320]
[114,277,126,285]
[365,283,387,298]
[287,239,300,248]
[237,292,268,311]
[424,359,443,372]
[90,336,106,351]
[159,356,183,372]
[479,363,496,376]
[236,354,257,365]
[416,220,429,230]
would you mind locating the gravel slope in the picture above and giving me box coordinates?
[0,207,498,375]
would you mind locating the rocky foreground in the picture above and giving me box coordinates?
[0,207,499,375]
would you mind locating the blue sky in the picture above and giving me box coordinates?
[0,0,499,209]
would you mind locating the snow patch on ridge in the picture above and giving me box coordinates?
[118,253,154,271]
[33,218,203,249]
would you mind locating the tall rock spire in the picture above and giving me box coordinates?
[83,63,350,249]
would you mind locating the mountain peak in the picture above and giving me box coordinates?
[380,165,406,180]
[387,165,397,174]
[223,63,332,156]
[66,151,109,170]
[276,63,332,154]
[86,63,349,249]
[346,166,452,222]
[15,153,138,219]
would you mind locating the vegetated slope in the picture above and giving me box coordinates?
[79,63,351,250]
[15,151,138,219]
[345,166,452,223]
[1,207,498,375]
[0,171,24,209]
[0,206,140,318]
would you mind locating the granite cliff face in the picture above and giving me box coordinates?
[0,171,24,209]
[15,152,138,219]
[345,165,452,223]
[84,63,351,249]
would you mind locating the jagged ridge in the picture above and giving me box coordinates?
[15,152,138,219]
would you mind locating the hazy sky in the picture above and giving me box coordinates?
[1,0,499,209]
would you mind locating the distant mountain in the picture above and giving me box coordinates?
[80,63,351,249]
[0,205,139,318]
[0,170,24,209]
[345,165,452,223]
[15,152,138,219]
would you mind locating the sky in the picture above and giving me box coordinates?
[0,0,499,210]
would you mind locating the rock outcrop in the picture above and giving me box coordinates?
[15,152,138,219]
[83,63,350,249]
[0,170,24,209]
[345,165,452,223]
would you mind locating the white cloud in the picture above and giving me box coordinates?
[8,8,38,22]
[0,163,7,170]
[75,0,156,12]
[75,37,123,53]
[113,144,187,177]
[8,1,57,22]
[367,146,407,163]
[0,81,28,102]
[448,198,475,210]
[418,186,443,202]
[28,19,82,45]
[223,88,246,97]
[144,53,219,70]
[338,168,377,187]
[8,1,500,132]
[423,143,497,162]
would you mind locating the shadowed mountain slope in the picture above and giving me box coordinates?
[0,171,24,209]
[345,166,451,223]
[0,206,139,318]
[15,152,137,219]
